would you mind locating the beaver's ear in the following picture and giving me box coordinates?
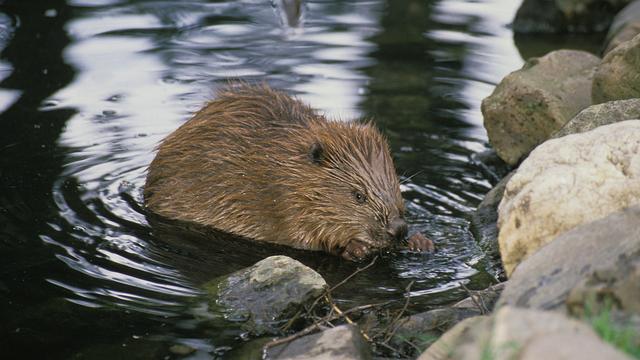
[309,142,324,164]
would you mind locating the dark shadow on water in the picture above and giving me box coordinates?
[148,215,428,305]
[513,32,606,60]
[0,0,511,357]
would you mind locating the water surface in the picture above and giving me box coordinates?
[0,0,534,357]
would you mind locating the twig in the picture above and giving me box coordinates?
[264,322,324,350]
[376,340,403,355]
[284,255,379,329]
[383,280,415,343]
[267,300,392,351]
[268,256,382,353]
[402,338,424,353]
[460,283,488,314]
[329,255,379,293]
[325,293,372,341]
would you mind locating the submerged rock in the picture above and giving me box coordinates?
[481,50,599,165]
[470,150,512,183]
[513,0,631,34]
[390,307,484,354]
[391,283,506,354]
[266,324,371,360]
[452,282,506,312]
[498,121,640,276]
[497,205,640,310]
[593,33,640,103]
[470,173,513,279]
[603,0,640,54]
[552,98,640,138]
[203,255,327,335]
[420,307,632,360]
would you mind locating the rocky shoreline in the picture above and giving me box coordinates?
[181,2,640,359]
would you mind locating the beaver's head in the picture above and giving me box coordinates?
[282,119,406,260]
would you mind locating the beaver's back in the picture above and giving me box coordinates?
[145,84,405,255]
[145,85,314,238]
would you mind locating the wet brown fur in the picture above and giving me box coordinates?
[144,84,405,257]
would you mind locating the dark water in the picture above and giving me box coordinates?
[0,0,543,358]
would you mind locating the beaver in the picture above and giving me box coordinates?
[144,84,431,260]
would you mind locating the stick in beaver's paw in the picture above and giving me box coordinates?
[407,232,435,252]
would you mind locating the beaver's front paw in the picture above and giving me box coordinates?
[407,232,435,252]
[341,240,371,261]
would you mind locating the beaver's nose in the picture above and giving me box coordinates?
[386,217,408,241]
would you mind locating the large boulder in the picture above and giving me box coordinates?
[603,0,640,54]
[593,33,640,103]
[497,205,640,310]
[552,98,640,138]
[498,120,640,276]
[266,324,372,360]
[513,0,632,34]
[419,307,632,360]
[203,255,327,335]
[482,50,599,165]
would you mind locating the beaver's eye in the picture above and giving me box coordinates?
[353,190,366,204]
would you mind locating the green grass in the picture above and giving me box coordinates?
[584,300,640,359]
[479,340,519,360]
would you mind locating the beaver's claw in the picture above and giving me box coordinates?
[407,233,435,252]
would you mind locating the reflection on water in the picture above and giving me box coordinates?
[0,0,533,357]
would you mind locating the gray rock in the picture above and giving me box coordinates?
[389,283,505,355]
[497,205,640,310]
[566,250,640,315]
[419,307,632,360]
[513,0,632,34]
[552,99,640,138]
[390,307,482,354]
[169,344,196,356]
[418,316,491,360]
[490,307,630,360]
[593,33,640,103]
[518,332,633,360]
[481,50,599,165]
[267,324,372,360]
[203,255,327,335]
[565,253,640,356]
[603,0,640,54]
[470,172,514,279]
[497,120,640,276]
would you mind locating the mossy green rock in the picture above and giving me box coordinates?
[481,50,599,165]
[593,33,640,103]
[203,255,327,335]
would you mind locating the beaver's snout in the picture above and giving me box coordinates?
[386,217,408,241]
